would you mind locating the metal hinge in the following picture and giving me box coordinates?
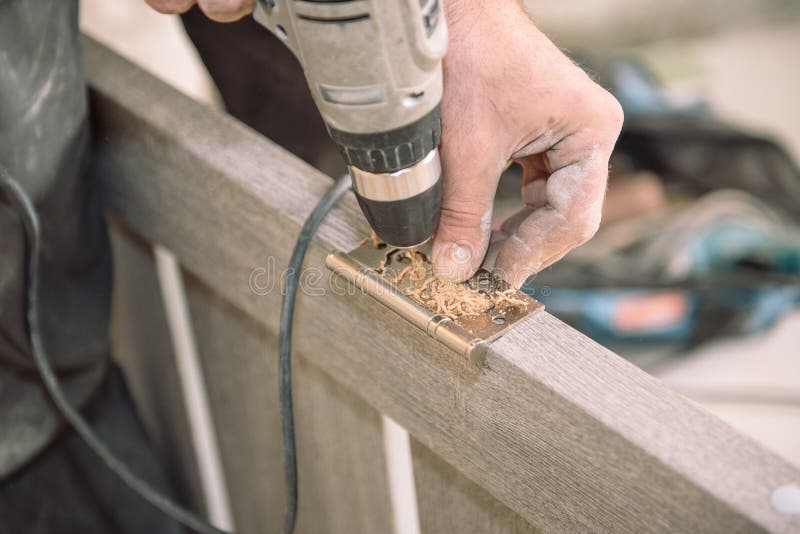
[326,242,543,366]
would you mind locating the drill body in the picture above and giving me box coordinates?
[254,0,447,247]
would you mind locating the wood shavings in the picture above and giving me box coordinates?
[394,249,428,282]
[357,233,529,320]
[390,249,527,319]
[494,288,528,311]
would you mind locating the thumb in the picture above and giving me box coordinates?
[431,131,504,282]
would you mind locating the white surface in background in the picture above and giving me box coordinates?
[693,23,800,162]
[155,246,236,531]
[80,0,219,106]
[659,311,800,393]
[382,416,422,534]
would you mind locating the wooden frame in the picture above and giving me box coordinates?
[85,37,800,533]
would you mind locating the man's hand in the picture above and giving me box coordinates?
[433,0,624,288]
[145,0,253,22]
[145,0,621,289]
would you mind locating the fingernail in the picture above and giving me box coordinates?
[433,241,474,281]
[452,244,471,263]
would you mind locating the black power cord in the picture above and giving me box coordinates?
[0,162,351,534]
[278,174,352,533]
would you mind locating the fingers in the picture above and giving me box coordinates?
[145,0,254,22]
[145,0,196,14]
[432,127,507,282]
[197,0,254,22]
[494,99,623,287]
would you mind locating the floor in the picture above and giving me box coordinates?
[80,1,800,467]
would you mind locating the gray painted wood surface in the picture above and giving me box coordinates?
[412,437,539,534]
[86,37,800,533]
[183,273,394,534]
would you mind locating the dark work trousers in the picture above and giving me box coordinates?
[0,365,182,534]
[0,1,180,533]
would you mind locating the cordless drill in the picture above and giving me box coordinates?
[253,0,447,248]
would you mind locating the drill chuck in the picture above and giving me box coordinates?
[335,104,443,247]
[252,0,447,248]
[350,148,442,248]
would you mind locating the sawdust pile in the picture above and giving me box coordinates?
[388,248,527,319]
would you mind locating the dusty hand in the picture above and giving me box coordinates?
[145,0,253,22]
[433,0,624,288]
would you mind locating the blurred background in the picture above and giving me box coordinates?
[80,0,800,467]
